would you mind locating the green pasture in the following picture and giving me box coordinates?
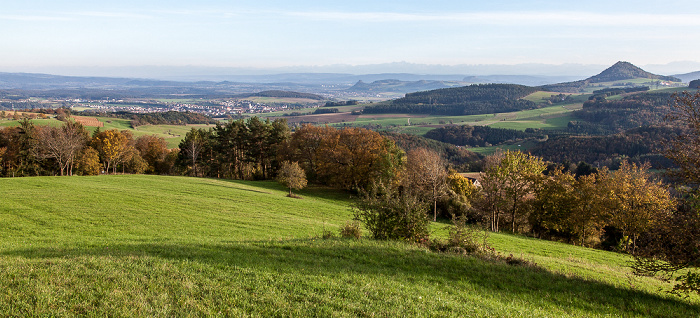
[0,118,64,128]
[0,175,697,316]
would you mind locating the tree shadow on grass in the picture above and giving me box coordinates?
[213,178,356,202]
[2,239,698,317]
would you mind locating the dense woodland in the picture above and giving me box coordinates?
[424,124,545,147]
[379,131,481,172]
[363,84,539,115]
[530,126,680,169]
[568,91,674,134]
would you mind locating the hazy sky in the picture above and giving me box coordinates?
[2,0,700,72]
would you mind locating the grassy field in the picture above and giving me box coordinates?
[91,117,214,148]
[0,175,698,316]
[0,116,213,149]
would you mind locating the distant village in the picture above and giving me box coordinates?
[70,99,292,117]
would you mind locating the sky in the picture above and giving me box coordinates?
[2,0,700,76]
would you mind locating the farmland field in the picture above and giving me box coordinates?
[0,175,697,316]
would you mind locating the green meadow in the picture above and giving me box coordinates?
[0,175,697,316]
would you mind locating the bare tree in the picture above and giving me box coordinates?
[406,148,448,221]
[33,122,88,176]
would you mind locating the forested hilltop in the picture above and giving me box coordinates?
[542,61,682,93]
[363,84,539,115]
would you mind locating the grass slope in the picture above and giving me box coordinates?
[0,175,698,316]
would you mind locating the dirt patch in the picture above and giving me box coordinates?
[73,116,104,127]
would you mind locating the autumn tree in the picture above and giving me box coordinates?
[529,167,606,246]
[665,91,700,184]
[529,167,577,240]
[92,129,131,174]
[405,148,448,221]
[280,124,328,182]
[276,161,307,196]
[568,173,607,246]
[134,135,169,174]
[631,92,700,295]
[477,151,546,233]
[285,126,404,191]
[0,121,41,177]
[447,171,479,200]
[75,147,101,176]
[599,162,674,253]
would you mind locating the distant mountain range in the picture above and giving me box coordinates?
[672,71,700,83]
[0,61,697,97]
[8,61,700,80]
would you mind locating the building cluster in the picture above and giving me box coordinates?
[69,99,289,117]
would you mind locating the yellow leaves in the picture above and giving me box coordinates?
[447,172,477,198]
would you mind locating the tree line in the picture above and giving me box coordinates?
[176,118,404,191]
[424,124,546,147]
[0,119,179,177]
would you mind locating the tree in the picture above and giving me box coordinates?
[631,92,700,295]
[665,91,700,184]
[280,124,326,182]
[92,129,130,174]
[33,121,88,176]
[600,162,674,253]
[276,161,307,196]
[354,182,430,242]
[75,147,101,176]
[478,151,546,233]
[134,135,169,174]
[529,167,577,241]
[568,173,606,246]
[447,171,478,200]
[178,128,210,177]
[285,126,404,191]
[405,148,448,221]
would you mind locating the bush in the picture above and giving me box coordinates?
[428,215,488,254]
[339,221,362,239]
[353,182,430,242]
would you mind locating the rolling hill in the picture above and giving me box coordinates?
[0,175,697,316]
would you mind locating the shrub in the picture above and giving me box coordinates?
[353,182,430,242]
[339,221,362,239]
[428,215,489,255]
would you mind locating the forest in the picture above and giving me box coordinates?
[363,84,539,115]
[530,126,680,169]
[424,124,546,147]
